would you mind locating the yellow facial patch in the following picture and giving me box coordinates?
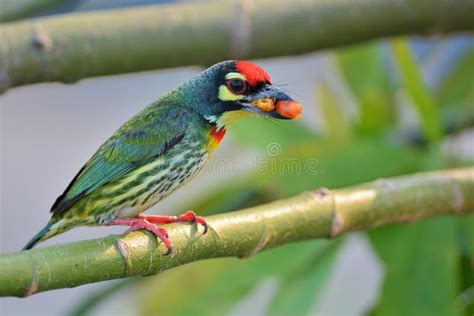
[218,85,244,101]
[218,72,247,101]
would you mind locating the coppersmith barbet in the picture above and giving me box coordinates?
[23,60,302,254]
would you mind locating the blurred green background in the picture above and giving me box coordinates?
[1,0,473,315]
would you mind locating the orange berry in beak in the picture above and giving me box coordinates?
[276,100,302,119]
[252,98,276,112]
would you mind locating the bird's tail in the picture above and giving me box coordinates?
[22,222,55,250]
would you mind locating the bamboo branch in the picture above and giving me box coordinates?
[0,168,472,297]
[1,0,474,93]
[0,0,64,23]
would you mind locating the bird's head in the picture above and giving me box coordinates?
[179,60,302,129]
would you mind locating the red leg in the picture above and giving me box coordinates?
[107,218,172,255]
[138,210,208,234]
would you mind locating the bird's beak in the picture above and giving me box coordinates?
[238,85,302,119]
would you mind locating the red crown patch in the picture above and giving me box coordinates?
[235,61,271,87]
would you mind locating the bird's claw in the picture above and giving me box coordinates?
[119,211,208,255]
[163,246,172,256]
[114,218,172,255]
[196,216,208,234]
[138,211,208,234]
[177,210,208,234]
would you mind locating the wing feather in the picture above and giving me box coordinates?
[51,104,190,216]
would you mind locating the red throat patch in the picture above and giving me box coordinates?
[235,61,271,87]
[209,125,226,145]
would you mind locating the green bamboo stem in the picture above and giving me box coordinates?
[0,0,64,23]
[1,0,474,93]
[0,168,472,297]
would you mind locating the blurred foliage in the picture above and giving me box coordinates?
[336,42,396,134]
[437,49,474,133]
[136,240,337,316]
[368,217,462,316]
[72,37,474,316]
[458,216,474,315]
[392,38,442,142]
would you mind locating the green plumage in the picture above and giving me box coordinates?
[51,96,194,216]
[26,90,212,248]
[23,60,297,250]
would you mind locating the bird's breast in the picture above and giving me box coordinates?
[112,137,209,219]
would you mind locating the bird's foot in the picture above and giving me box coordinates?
[107,218,172,255]
[138,210,208,234]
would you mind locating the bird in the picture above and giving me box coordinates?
[23,60,302,254]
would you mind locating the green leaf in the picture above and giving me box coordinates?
[438,49,474,109]
[231,116,316,151]
[266,244,338,316]
[369,217,462,316]
[253,136,425,198]
[392,38,442,142]
[317,81,352,143]
[135,240,336,316]
[69,279,134,316]
[190,180,268,215]
[437,49,474,133]
[458,215,474,315]
[336,42,395,134]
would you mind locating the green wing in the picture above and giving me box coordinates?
[51,104,191,216]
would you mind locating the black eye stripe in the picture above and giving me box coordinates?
[226,79,247,95]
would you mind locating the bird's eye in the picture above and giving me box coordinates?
[226,79,247,95]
